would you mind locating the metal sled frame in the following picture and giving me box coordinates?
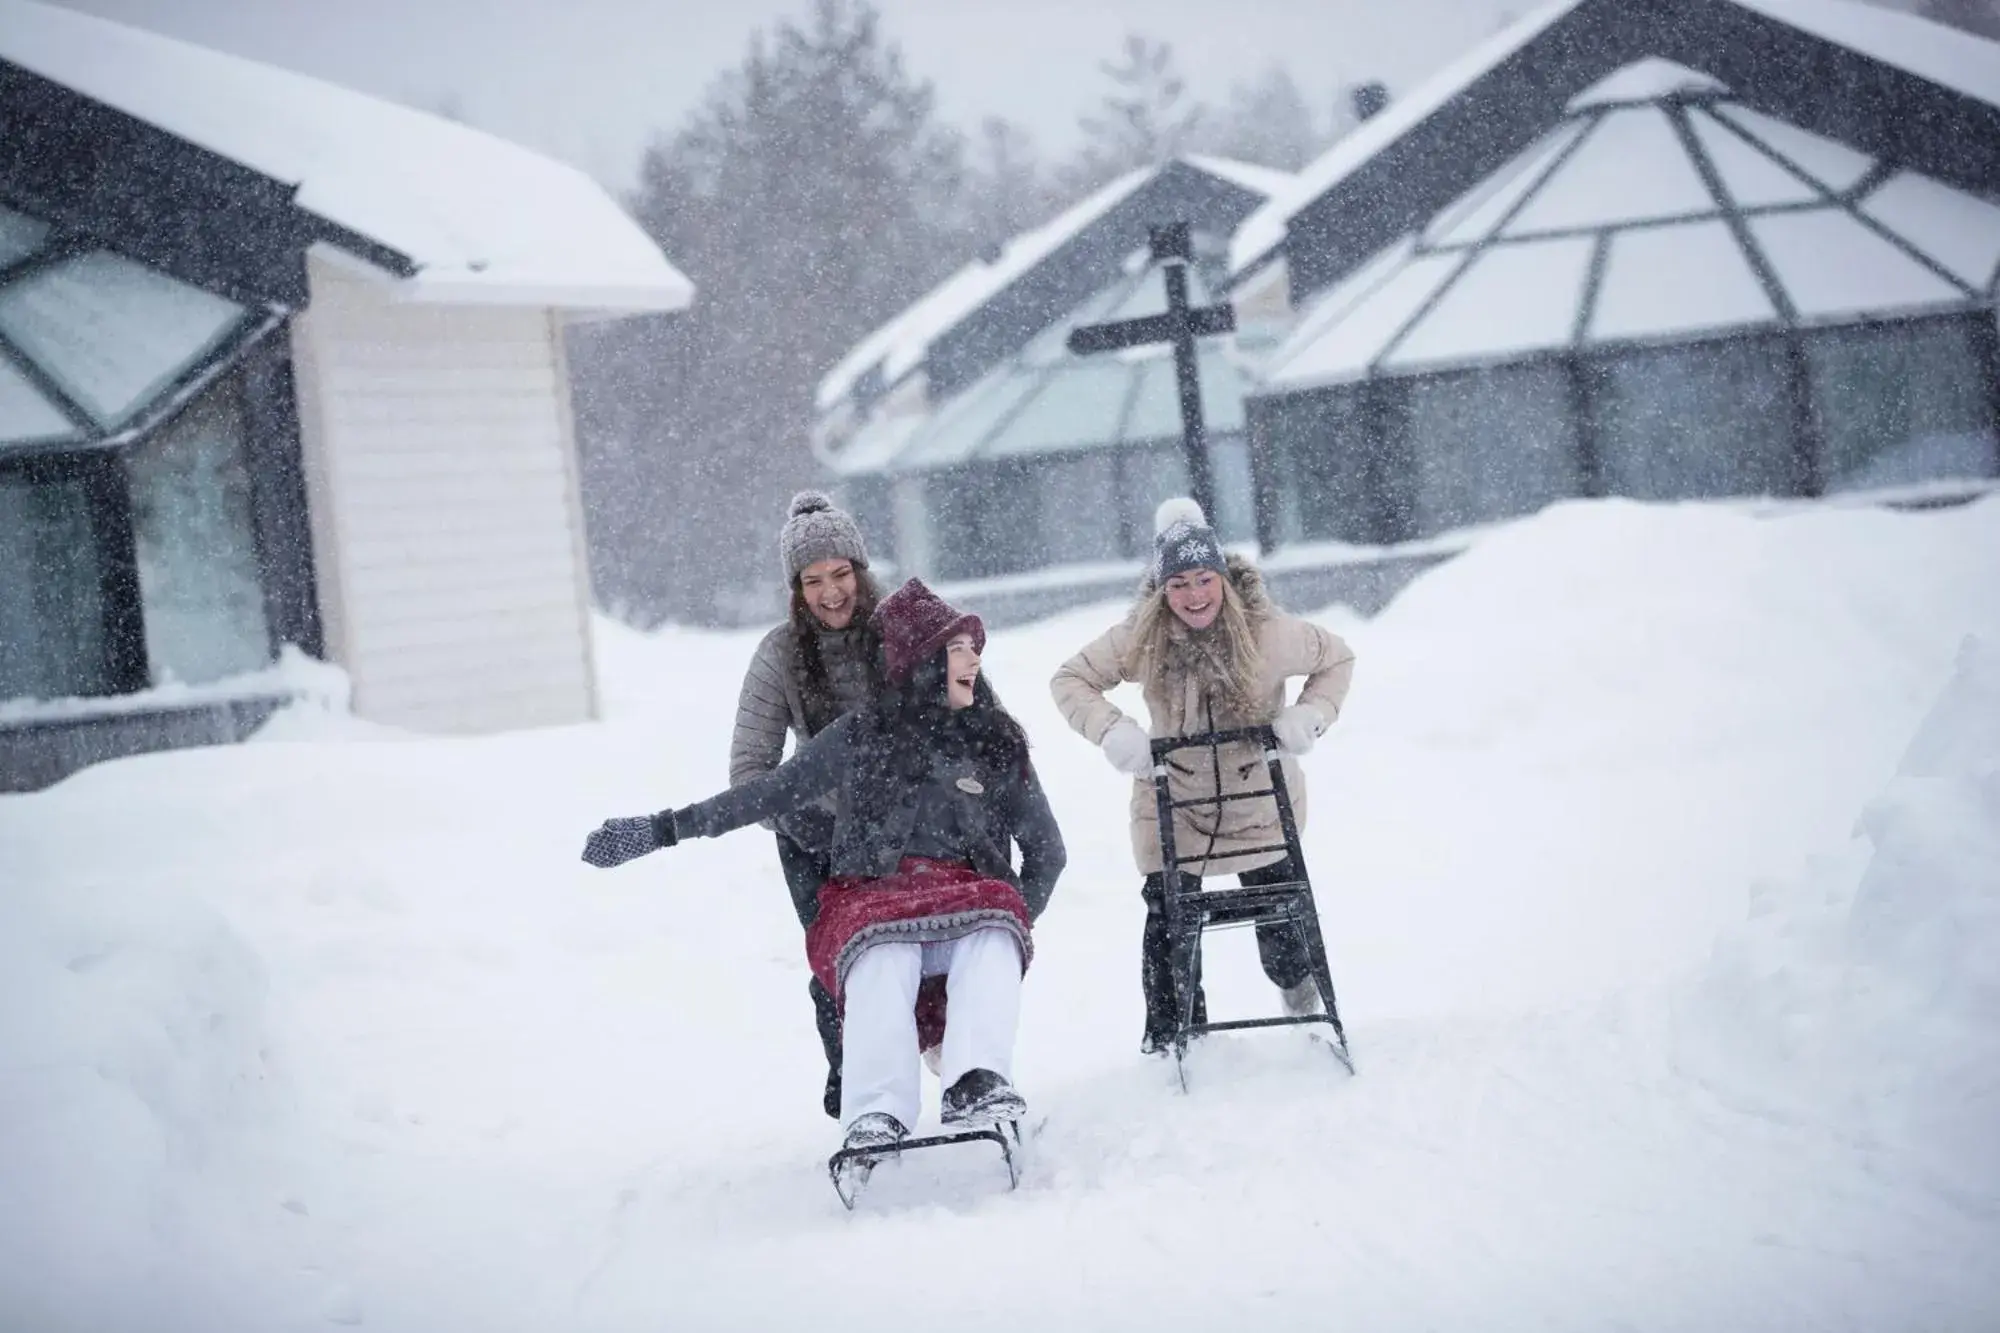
[828,1121,1023,1210]
[1151,725,1354,1089]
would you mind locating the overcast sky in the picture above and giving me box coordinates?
[52,0,1527,193]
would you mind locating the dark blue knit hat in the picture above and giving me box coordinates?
[1152,497,1226,583]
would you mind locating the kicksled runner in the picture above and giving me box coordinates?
[828,1118,1031,1210]
[1151,724,1355,1091]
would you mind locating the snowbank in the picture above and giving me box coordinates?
[0,875,319,1331]
[1675,634,2000,1196]
[1316,495,2000,1018]
[0,644,346,726]
[3,493,1997,1331]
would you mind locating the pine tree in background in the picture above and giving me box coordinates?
[1062,34,1205,192]
[961,116,1058,258]
[1190,66,1325,171]
[568,0,967,624]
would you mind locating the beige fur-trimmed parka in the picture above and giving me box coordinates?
[1050,555,1356,877]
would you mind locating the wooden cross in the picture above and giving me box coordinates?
[1066,221,1237,527]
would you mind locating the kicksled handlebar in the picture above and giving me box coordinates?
[1148,725,1279,762]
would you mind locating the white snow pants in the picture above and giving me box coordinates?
[839,926,1024,1133]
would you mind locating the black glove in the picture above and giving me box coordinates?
[581,810,677,868]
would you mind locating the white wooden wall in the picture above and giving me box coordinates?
[291,257,599,733]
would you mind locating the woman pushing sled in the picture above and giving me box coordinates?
[1053,498,1354,1055]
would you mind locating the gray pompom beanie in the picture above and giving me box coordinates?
[779,490,869,582]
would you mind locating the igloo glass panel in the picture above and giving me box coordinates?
[923,460,1039,581]
[1503,108,1713,236]
[1197,345,1249,435]
[1805,319,1997,492]
[1594,340,1795,499]
[1269,388,1380,545]
[123,376,271,685]
[1710,105,1874,194]
[1120,358,1181,442]
[0,355,75,448]
[1752,212,1965,320]
[1686,111,1820,209]
[981,361,1134,459]
[1207,436,1257,544]
[0,467,113,701]
[1401,363,1580,537]
[897,371,1042,469]
[1425,122,1587,247]
[1589,220,1776,344]
[1860,172,2000,292]
[1117,443,1191,557]
[1388,236,1592,370]
[0,203,52,269]
[0,252,246,429]
[1267,253,1461,388]
[1034,450,1125,567]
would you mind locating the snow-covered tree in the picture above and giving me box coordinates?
[960,116,1057,258]
[1062,34,1205,191]
[570,0,968,623]
[1191,66,1325,171]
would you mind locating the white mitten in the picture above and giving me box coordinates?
[1100,717,1154,776]
[1271,704,1324,756]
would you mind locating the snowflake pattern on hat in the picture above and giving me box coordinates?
[1152,499,1227,583]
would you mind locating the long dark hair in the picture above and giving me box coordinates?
[862,647,1030,782]
[789,564,886,736]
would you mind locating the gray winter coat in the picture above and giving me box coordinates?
[728,620,879,848]
[677,712,1066,919]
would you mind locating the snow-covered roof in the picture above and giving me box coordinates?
[815,168,1151,414]
[1733,0,2000,106]
[1567,57,1726,110]
[1228,0,1584,279]
[816,156,1291,413]
[1230,0,2000,280]
[0,0,693,314]
[1258,66,2000,395]
[1180,155,1299,200]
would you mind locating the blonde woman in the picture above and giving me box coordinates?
[1052,499,1355,1052]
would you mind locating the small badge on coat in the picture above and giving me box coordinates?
[955,776,985,795]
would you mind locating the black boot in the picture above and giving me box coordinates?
[941,1069,1026,1127]
[1140,874,1207,1052]
[842,1111,907,1153]
[811,977,842,1120]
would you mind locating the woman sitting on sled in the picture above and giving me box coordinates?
[582,579,1065,1157]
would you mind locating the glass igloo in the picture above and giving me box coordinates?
[1251,59,2000,547]
[832,247,1262,582]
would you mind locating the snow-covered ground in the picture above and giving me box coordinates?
[3,496,1997,1332]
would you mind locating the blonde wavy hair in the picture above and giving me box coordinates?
[1128,565,1270,727]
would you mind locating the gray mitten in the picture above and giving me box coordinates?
[581,811,677,868]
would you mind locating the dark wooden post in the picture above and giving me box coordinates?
[1067,221,1237,525]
